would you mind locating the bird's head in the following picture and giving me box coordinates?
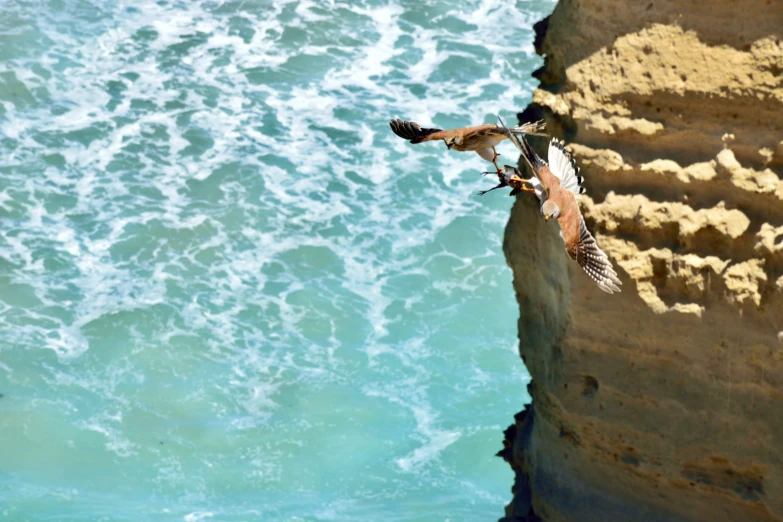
[445,137,461,149]
[541,200,560,220]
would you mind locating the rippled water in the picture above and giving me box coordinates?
[0,0,552,519]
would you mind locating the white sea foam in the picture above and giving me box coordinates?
[396,402,462,472]
[0,0,551,519]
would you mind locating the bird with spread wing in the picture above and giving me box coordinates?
[498,120,622,294]
[389,118,545,173]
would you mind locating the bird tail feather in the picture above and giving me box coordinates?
[509,119,546,136]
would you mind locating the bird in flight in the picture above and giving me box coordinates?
[500,122,622,294]
[389,118,545,173]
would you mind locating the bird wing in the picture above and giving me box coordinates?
[389,119,449,143]
[467,124,504,137]
[557,192,622,293]
[548,138,585,197]
[459,124,506,148]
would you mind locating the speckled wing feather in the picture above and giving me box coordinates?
[565,216,622,294]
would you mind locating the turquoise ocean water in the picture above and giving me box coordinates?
[0,1,552,520]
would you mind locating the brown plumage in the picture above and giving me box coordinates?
[389,118,545,172]
[508,131,622,294]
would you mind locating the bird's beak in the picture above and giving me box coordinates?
[446,141,453,150]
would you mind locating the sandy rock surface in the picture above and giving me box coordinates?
[501,1,783,520]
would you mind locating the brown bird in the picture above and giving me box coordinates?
[389,118,546,173]
[504,128,622,294]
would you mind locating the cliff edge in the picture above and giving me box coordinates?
[500,1,783,520]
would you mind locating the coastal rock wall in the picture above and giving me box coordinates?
[502,1,783,520]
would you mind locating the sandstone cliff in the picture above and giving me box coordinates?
[500,1,783,520]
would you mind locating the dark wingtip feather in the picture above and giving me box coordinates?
[389,118,441,142]
[389,118,416,140]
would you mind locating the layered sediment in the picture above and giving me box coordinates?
[500,1,783,520]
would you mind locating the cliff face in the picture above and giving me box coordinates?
[501,1,783,520]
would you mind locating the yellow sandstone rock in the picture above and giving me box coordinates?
[501,1,783,520]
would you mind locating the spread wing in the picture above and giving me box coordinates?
[548,138,585,197]
[389,119,447,143]
[560,209,622,293]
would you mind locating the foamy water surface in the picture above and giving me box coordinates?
[0,0,552,519]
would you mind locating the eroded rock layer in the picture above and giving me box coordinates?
[501,1,783,520]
